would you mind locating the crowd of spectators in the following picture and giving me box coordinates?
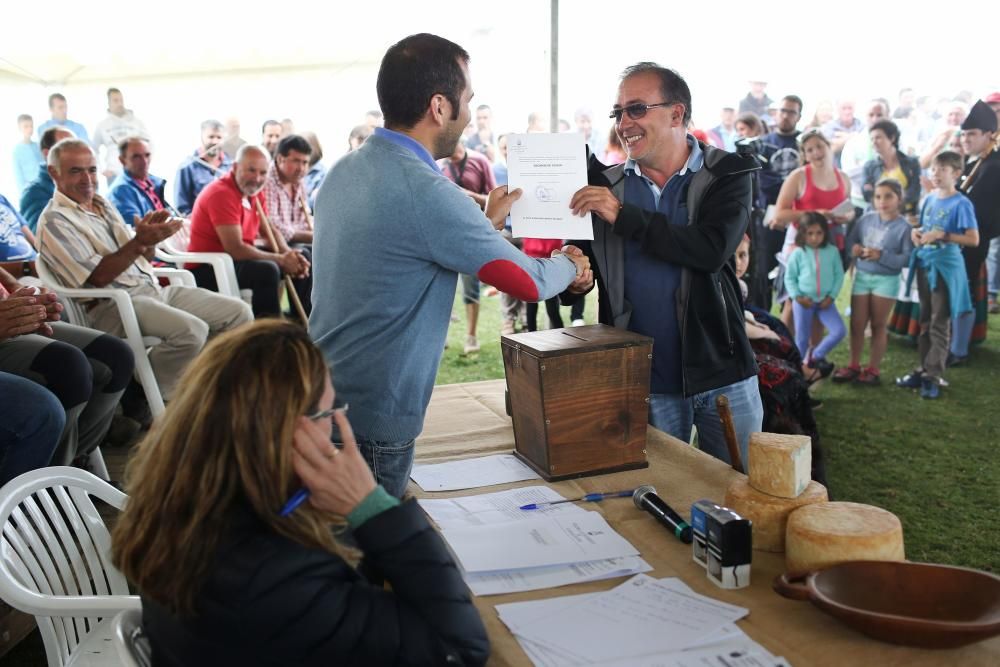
[2,77,998,494]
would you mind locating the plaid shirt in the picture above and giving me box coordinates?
[263,165,309,241]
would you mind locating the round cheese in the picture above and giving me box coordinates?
[785,502,905,574]
[748,432,812,499]
[725,477,828,552]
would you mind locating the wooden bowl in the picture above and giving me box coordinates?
[773,560,1000,648]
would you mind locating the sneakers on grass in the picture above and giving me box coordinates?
[463,335,480,354]
[920,376,940,399]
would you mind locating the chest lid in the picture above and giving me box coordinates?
[500,324,652,358]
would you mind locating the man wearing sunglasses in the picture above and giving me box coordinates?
[567,62,762,468]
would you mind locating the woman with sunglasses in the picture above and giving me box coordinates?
[769,129,853,340]
[111,320,488,666]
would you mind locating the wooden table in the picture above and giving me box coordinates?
[414,380,1000,666]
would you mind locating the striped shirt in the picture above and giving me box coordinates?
[263,165,309,241]
[37,190,160,299]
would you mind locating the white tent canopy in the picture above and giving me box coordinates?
[2,0,997,196]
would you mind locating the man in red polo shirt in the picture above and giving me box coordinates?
[188,144,310,317]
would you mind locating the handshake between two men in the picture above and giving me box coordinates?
[482,184,602,296]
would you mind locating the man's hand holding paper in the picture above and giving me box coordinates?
[570,185,621,224]
[485,185,523,230]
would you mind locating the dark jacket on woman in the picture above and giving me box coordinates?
[141,500,489,666]
[862,152,922,215]
[566,146,759,397]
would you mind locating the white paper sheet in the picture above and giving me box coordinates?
[418,485,584,530]
[410,454,541,491]
[512,574,749,663]
[466,555,652,596]
[498,580,771,667]
[507,132,592,240]
[441,511,638,573]
[591,641,789,667]
[831,199,854,217]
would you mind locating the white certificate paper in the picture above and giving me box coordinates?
[507,133,593,240]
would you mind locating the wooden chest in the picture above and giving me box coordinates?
[500,324,653,481]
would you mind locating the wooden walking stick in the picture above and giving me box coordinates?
[297,189,314,232]
[715,394,745,474]
[253,199,309,327]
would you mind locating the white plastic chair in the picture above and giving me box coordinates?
[156,219,249,303]
[111,608,149,667]
[34,258,173,418]
[0,467,140,667]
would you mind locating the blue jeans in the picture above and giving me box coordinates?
[987,237,1000,297]
[0,372,65,486]
[356,435,416,499]
[649,375,763,467]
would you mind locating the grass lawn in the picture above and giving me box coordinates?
[437,287,1000,573]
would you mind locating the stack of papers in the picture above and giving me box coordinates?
[497,574,790,667]
[420,486,650,595]
[410,454,541,491]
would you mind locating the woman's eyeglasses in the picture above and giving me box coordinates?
[609,101,677,123]
[308,403,348,421]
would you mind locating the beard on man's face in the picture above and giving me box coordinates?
[433,118,465,161]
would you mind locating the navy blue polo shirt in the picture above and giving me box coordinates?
[622,136,703,394]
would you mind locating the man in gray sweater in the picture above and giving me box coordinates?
[312,33,591,497]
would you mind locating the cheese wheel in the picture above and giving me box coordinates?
[785,502,905,574]
[748,432,811,499]
[725,477,828,552]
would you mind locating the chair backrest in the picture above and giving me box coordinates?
[34,257,92,329]
[0,467,139,666]
[160,219,191,255]
[113,608,151,667]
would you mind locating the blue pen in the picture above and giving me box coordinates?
[519,489,635,511]
[279,403,349,518]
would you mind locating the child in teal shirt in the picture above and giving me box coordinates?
[784,213,846,373]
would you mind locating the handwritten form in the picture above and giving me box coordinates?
[419,487,649,594]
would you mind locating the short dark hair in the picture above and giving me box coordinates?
[17,114,32,124]
[795,212,831,248]
[869,119,900,150]
[874,178,903,203]
[201,119,223,132]
[48,93,66,108]
[376,33,470,129]
[276,134,312,158]
[261,119,280,134]
[620,62,692,124]
[107,87,121,98]
[782,95,804,114]
[118,135,149,158]
[934,150,964,171]
[40,126,70,151]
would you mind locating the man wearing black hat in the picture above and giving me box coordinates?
[951,100,1000,360]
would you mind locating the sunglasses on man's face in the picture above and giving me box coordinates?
[609,101,676,123]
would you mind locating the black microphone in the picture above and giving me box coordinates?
[633,485,693,544]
